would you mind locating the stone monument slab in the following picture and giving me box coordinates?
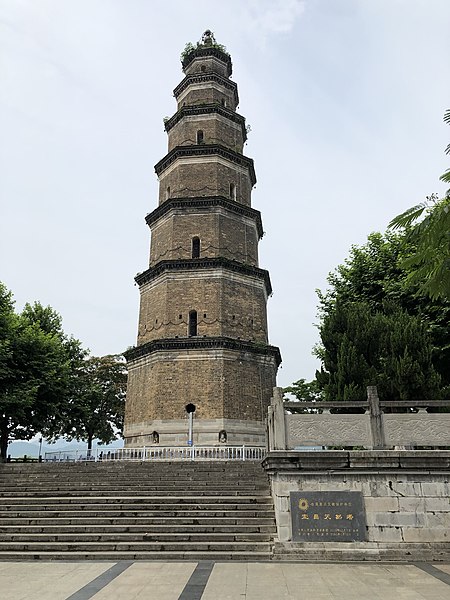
[290,491,366,542]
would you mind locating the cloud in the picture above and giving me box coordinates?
[243,0,306,46]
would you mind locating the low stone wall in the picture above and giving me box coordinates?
[263,451,450,561]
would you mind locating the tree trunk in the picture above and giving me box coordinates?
[0,422,9,462]
[87,433,93,457]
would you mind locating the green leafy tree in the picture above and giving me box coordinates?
[440,108,450,191]
[20,302,86,435]
[283,378,324,414]
[283,379,323,402]
[315,301,441,401]
[389,194,450,301]
[316,231,450,395]
[48,355,127,452]
[389,109,450,301]
[0,285,82,460]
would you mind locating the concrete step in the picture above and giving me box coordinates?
[0,517,275,526]
[0,488,268,497]
[0,541,272,552]
[0,481,268,487]
[0,510,275,519]
[0,494,271,502]
[0,462,265,479]
[0,471,267,478]
[0,498,272,508]
[0,524,276,534]
[0,498,271,510]
[272,550,450,561]
[15,472,267,477]
[0,550,271,561]
[0,464,266,475]
[0,461,275,560]
[2,477,267,482]
[0,532,273,542]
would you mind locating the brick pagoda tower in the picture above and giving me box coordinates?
[124,31,281,447]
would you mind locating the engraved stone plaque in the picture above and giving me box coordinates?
[290,491,366,542]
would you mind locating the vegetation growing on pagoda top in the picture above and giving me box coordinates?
[180,30,229,66]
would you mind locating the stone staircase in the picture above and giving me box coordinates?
[0,461,276,560]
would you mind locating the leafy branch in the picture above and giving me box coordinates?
[388,109,450,301]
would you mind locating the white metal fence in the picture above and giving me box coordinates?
[44,445,266,463]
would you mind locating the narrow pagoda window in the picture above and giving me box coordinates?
[188,311,198,336]
[166,186,170,200]
[197,130,204,144]
[192,237,200,258]
[230,183,236,201]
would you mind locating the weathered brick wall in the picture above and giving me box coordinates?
[177,85,237,111]
[137,275,268,344]
[168,115,244,153]
[149,211,259,266]
[184,56,229,78]
[124,348,277,425]
[158,159,252,206]
[125,351,225,423]
[222,354,277,422]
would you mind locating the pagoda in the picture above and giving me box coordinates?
[124,31,281,447]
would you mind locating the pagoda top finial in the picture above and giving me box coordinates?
[180,31,232,76]
[201,30,215,46]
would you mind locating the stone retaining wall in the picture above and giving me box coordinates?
[263,451,450,561]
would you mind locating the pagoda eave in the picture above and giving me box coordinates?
[154,144,257,187]
[181,46,232,76]
[145,196,264,239]
[173,73,239,105]
[164,104,247,141]
[125,336,282,367]
[135,258,272,296]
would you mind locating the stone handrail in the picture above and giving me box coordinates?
[269,386,450,450]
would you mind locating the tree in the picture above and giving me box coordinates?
[283,379,323,402]
[282,378,324,414]
[389,194,450,301]
[0,285,81,460]
[19,301,86,436]
[389,109,450,301]
[47,355,127,452]
[440,108,450,192]
[315,300,441,402]
[311,230,449,401]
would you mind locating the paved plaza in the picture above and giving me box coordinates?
[1,561,450,600]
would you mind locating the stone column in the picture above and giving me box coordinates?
[270,387,287,450]
[367,385,386,449]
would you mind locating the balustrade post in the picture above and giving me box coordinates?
[367,385,386,449]
[270,387,287,450]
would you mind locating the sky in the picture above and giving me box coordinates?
[1,0,450,390]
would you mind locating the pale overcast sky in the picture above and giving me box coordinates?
[1,0,449,389]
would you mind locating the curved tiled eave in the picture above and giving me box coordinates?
[125,336,282,367]
[154,144,256,187]
[181,47,233,76]
[135,257,272,296]
[164,104,247,142]
[145,196,263,239]
[173,73,238,105]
